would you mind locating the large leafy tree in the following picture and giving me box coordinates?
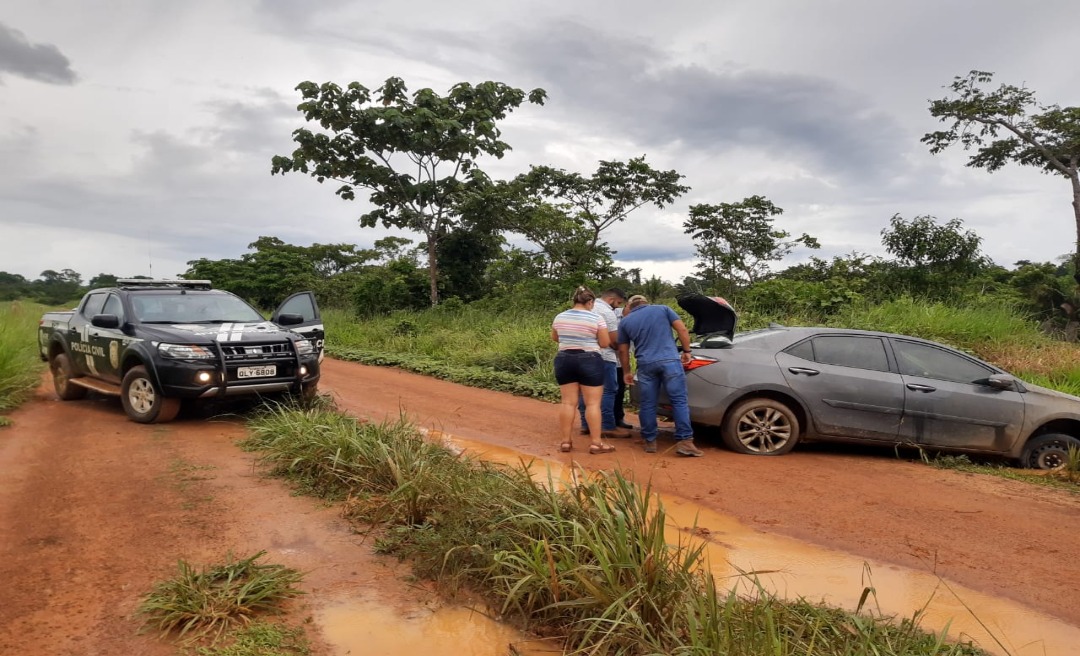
[923,70,1080,279]
[512,156,689,254]
[271,77,546,306]
[879,214,988,299]
[683,196,819,298]
[33,269,83,305]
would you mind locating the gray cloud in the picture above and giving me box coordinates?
[498,22,908,184]
[0,23,76,85]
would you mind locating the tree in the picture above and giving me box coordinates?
[87,273,119,289]
[512,156,689,256]
[271,77,547,306]
[185,237,374,309]
[683,196,819,298]
[0,272,28,301]
[880,214,989,299]
[33,269,83,305]
[923,70,1080,279]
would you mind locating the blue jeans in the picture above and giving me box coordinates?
[579,360,618,431]
[636,359,693,442]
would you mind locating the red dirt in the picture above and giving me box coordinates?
[2,358,1079,655]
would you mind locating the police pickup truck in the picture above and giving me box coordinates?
[38,279,324,423]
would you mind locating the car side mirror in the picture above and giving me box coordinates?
[276,313,304,326]
[985,374,1016,391]
[91,314,121,329]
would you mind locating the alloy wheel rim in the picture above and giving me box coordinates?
[129,378,156,414]
[736,407,791,453]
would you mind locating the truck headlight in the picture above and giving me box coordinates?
[294,338,314,355]
[158,343,215,359]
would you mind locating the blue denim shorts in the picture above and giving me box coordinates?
[554,349,605,386]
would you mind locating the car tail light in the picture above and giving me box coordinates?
[684,356,718,372]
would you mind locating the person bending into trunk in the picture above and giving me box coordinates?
[551,286,617,455]
[617,295,703,457]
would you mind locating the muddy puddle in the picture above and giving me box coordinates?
[318,595,558,655]
[315,432,1077,655]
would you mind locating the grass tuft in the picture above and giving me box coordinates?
[138,551,304,642]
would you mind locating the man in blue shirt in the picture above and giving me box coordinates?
[617,295,703,456]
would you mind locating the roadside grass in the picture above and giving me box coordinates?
[929,449,1080,490]
[192,622,309,656]
[0,300,49,422]
[243,401,990,656]
[138,551,304,642]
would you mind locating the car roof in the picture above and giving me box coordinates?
[748,325,995,365]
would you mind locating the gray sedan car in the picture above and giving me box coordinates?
[651,294,1080,469]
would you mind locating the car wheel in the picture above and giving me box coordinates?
[1021,434,1080,470]
[51,352,87,401]
[121,365,180,423]
[722,398,800,456]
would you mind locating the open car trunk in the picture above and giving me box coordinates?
[677,292,738,348]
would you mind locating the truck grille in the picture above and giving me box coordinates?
[218,342,293,361]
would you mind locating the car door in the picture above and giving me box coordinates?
[890,339,1025,452]
[70,292,108,376]
[776,334,905,441]
[87,292,127,382]
[271,292,324,360]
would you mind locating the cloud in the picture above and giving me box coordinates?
[497,22,909,186]
[0,23,77,85]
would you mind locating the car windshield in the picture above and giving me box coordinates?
[131,293,264,324]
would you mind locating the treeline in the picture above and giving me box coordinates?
[0,270,142,306]
[5,213,1076,338]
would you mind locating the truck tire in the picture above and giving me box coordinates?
[121,365,181,423]
[51,353,88,401]
[300,381,319,403]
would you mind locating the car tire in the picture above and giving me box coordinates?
[1021,433,1080,470]
[121,365,181,423]
[722,398,800,456]
[51,352,88,401]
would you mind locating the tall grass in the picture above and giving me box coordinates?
[326,296,1080,398]
[245,402,989,655]
[0,300,49,418]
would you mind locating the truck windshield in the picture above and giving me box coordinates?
[131,293,265,324]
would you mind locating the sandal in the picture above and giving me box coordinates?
[560,442,573,453]
[588,443,616,455]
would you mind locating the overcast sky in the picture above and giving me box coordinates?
[2,0,1079,285]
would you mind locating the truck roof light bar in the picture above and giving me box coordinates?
[116,279,213,290]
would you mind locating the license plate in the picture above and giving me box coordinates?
[238,365,276,379]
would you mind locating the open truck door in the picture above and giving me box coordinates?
[272,292,325,362]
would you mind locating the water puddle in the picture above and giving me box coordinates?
[439,435,1080,656]
[318,597,558,655]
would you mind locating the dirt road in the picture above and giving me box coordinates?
[2,358,1079,655]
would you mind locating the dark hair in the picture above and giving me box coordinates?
[602,287,627,301]
[572,285,596,305]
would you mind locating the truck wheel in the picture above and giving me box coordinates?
[121,365,180,423]
[51,353,87,401]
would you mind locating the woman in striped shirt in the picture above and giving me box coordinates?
[551,286,616,455]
